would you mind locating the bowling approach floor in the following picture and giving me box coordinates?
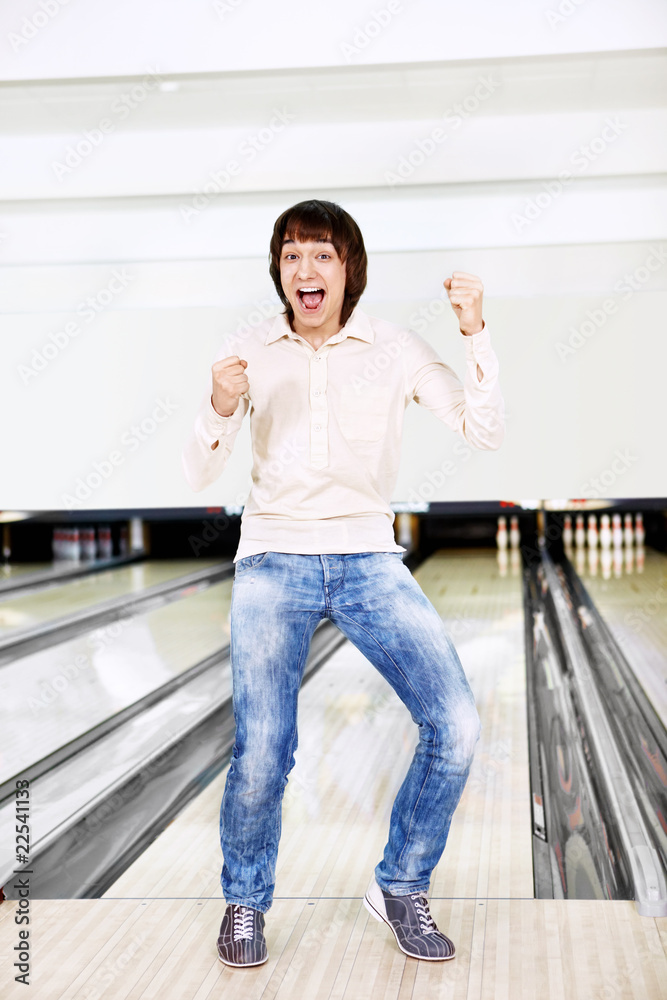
[2,551,666,999]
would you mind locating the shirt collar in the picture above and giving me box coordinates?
[264,305,375,346]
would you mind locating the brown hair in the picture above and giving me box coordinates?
[268,199,367,330]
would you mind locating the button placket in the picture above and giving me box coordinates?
[309,350,329,469]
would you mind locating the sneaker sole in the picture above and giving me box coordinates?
[217,952,268,968]
[363,889,456,962]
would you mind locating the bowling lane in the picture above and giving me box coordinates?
[107,548,531,903]
[0,558,225,639]
[576,546,667,728]
[0,561,53,583]
[0,573,233,783]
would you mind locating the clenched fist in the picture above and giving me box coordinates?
[443,271,484,336]
[211,355,249,417]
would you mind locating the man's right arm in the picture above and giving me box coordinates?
[182,358,250,492]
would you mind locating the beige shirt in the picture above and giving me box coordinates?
[182,306,504,561]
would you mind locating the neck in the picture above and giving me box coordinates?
[290,309,344,350]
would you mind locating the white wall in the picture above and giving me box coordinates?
[1,5,666,507]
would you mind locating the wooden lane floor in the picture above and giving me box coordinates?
[0,575,234,782]
[0,559,225,639]
[1,898,665,999]
[575,547,667,728]
[2,550,665,998]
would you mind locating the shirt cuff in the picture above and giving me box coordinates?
[202,394,234,439]
[461,322,498,380]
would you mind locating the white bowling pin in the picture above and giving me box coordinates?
[563,514,573,549]
[496,516,508,550]
[599,514,612,550]
[612,513,623,550]
[635,513,645,546]
[624,513,634,547]
[509,515,520,549]
[587,514,598,549]
[575,514,585,549]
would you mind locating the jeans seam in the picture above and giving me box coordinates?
[331,608,439,876]
[268,609,322,902]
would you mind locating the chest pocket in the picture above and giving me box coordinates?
[338,384,391,442]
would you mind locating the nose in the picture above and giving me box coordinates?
[297,256,316,280]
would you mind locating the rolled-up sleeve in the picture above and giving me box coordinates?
[406,322,505,450]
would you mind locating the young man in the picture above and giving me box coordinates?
[182,199,504,967]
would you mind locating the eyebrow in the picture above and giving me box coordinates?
[282,238,334,247]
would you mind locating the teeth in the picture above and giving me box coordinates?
[299,287,322,293]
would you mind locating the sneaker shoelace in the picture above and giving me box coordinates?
[232,905,255,941]
[410,893,438,934]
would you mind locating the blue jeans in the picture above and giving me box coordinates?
[220,551,481,912]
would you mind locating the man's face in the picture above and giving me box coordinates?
[279,237,347,331]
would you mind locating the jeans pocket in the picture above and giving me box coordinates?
[234,552,270,576]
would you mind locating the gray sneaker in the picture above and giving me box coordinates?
[217,903,268,967]
[363,878,455,961]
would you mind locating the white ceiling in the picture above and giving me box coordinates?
[1,0,666,82]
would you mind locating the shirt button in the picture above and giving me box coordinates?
[313,390,320,396]
[314,424,321,431]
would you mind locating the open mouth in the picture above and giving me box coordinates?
[297,287,325,312]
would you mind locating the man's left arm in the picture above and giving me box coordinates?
[406,271,505,450]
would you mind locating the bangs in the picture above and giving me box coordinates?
[281,203,343,256]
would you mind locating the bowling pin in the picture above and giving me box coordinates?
[599,514,612,550]
[624,513,634,547]
[496,516,508,550]
[575,514,585,549]
[612,513,623,550]
[563,514,573,549]
[587,514,598,549]
[635,513,645,546]
[509,515,520,550]
[98,525,112,560]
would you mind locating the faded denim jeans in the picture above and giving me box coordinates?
[220,551,481,912]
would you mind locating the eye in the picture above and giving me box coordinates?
[318,253,331,260]
[283,253,297,260]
